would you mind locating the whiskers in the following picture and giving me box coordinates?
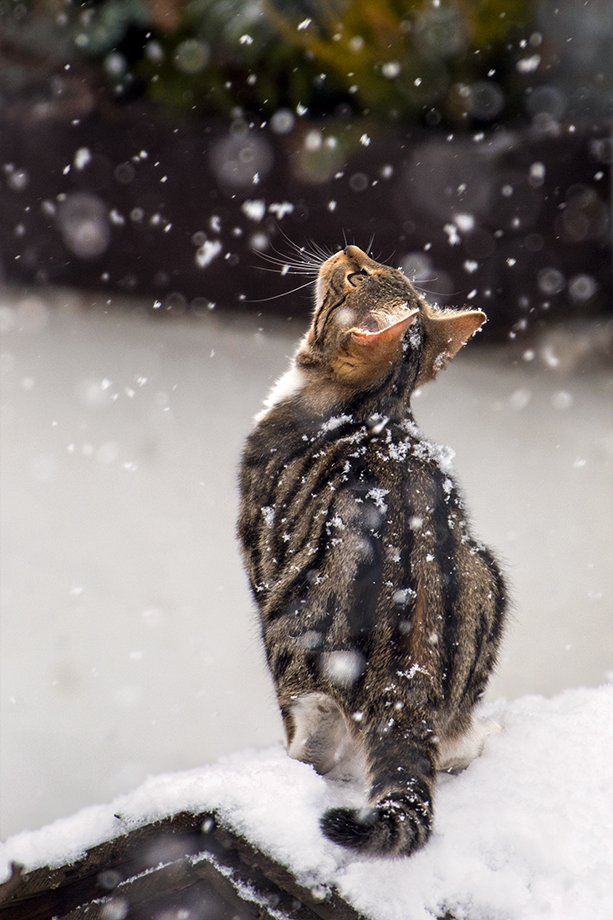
[256,238,330,278]
[247,277,318,304]
[249,237,331,303]
[255,231,381,282]
[411,279,466,300]
[249,233,398,304]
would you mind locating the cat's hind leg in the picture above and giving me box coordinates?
[436,718,502,774]
[285,692,366,781]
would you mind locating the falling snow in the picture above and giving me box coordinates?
[443,224,461,246]
[195,238,222,268]
[241,200,267,222]
[268,202,294,219]
[73,148,92,171]
[516,54,541,73]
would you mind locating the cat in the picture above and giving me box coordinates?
[238,245,507,858]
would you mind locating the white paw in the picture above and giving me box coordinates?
[437,718,502,773]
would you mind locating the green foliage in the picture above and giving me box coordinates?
[7,0,538,126]
[261,0,535,123]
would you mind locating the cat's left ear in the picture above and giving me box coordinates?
[417,304,487,386]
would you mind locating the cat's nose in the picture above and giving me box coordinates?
[343,245,368,263]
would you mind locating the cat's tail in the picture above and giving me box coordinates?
[320,782,433,858]
[320,732,435,858]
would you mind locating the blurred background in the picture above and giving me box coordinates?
[0,0,611,838]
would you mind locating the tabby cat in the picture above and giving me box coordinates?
[238,245,507,858]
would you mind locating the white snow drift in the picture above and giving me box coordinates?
[2,685,611,920]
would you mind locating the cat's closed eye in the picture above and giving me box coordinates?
[347,269,369,286]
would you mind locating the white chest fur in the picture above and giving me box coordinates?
[254,361,306,422]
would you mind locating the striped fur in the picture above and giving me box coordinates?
[238,246,507,857]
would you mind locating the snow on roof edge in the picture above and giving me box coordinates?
[1,685,612,920]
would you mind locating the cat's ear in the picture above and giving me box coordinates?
[351,310,419,350]
[417,304,486,386]
[335,311,419,385]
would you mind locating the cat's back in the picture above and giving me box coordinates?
[241,400,454,511]
[238,402,470,608]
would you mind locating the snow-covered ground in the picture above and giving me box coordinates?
[0,285,612,841]
[2,685,612,920]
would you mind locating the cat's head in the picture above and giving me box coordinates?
[295,245,486,394]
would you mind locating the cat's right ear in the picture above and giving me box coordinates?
[350,311,419,351]
[334,311,418,386]
[417,304,486,386]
